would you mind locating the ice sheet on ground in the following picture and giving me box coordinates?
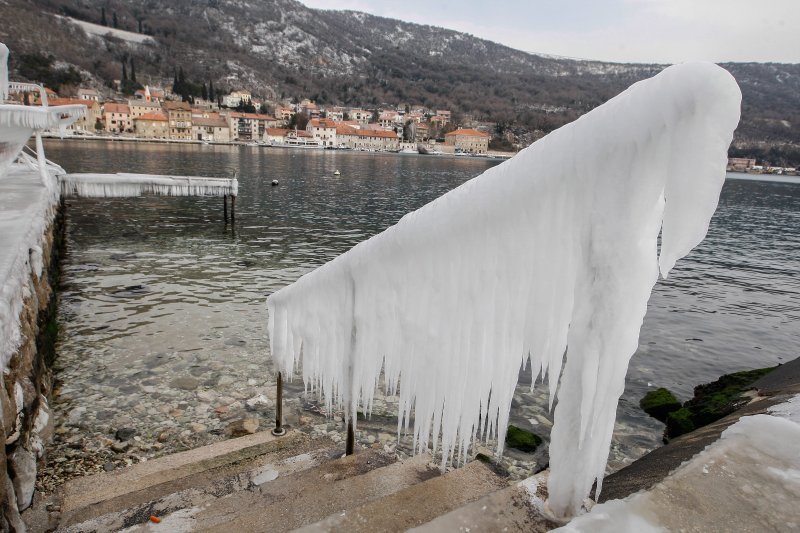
[267,62,741,516]
[557,394,800,532]
[0,165,61,369]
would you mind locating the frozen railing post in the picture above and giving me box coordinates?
[271,372,286,436]
[267,63,741,518]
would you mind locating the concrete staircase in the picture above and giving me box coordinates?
[25,430,559,532]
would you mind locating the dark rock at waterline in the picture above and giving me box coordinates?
[115,427,136,441]
[639,388,681,423]
[505,424,542,453]
[664,366,777,440]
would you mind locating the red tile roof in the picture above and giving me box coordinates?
[135,111,168,122]
[164,101,192,111]
[104,103,130,114]
[308,118,339,129]
[46,98,92,108]
[445,128,489,137]
[228,112,277,120]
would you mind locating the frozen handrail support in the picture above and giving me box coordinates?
[0,42,85,182]
[267,63,741,517]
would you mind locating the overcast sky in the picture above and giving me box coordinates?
[297,0,799,64]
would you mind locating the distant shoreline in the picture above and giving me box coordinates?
[39,133,515,160]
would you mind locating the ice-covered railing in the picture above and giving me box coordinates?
[0,42,85,183]
[267,63,741,517]
[61,173,239,198]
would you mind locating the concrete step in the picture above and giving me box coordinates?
[410,475,561,532]
[297,458,511,532]
[46,430,329,530]
[195,451,439,532]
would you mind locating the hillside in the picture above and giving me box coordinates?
[1,0,799,164]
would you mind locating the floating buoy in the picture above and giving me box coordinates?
[334,170,341,176]
[271,180,279,186]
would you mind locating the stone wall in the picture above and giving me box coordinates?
[1,207,63,531]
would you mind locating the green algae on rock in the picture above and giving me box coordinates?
[665,366,778,440]
[506,425,542,453]
[639,388,682,423]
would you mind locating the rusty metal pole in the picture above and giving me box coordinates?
[223,194,228,222]
[272,372,286,436]
[345,419,355,455]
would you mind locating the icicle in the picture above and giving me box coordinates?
[0,43,8,102]
[267,62,741,518]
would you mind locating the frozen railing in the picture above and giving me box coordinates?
[267,63,741,518]
[0,42,85,184]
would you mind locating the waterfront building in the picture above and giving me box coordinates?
[727,157,756,172]
[133,111,169,139]
[128,99,162,121]
[307,118,338,147]
[103,102,131,133]
[336,125,400,150]
[265,127,291,145]
[164,101,193,140]
[444,128,490,154]
[48,98,101,132]
[225,112,280,141]
[191,114,231,142]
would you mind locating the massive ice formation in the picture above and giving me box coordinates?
[267,62,741,516]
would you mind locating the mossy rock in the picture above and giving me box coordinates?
[664,366,777,440]
[665,407,695,438]
[506,424,542,453]
[639,388,681,423]
[686,367,776,427]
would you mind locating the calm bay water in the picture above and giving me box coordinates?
[43,139,800,477]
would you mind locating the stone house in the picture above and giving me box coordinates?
[133,111,169,139]
[444,128,490,154]
[191,114,231,142]
[336,125,400,151]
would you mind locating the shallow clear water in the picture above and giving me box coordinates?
[44,139,800,476]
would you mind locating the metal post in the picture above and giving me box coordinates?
[345,420,355,455]
[223,194,228,222]
[231,195,236,221]
[272,372,286,436]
